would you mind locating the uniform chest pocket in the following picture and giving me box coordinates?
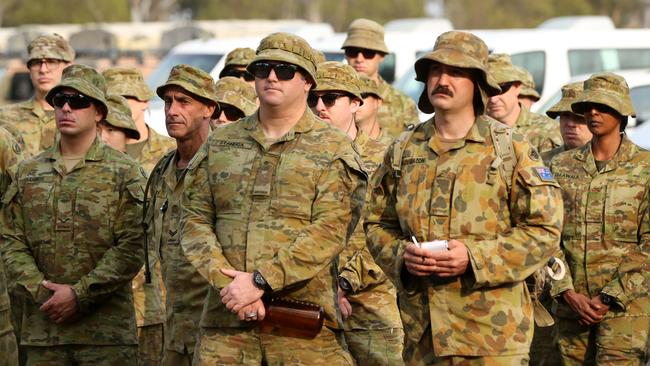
[211,147,256,214]
[21,179,55,263]
[606,180,645,242]
[73,185,117,254]
[395,161,430,221]
[272,154,318,220]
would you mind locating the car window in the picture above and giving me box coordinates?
[536,88,563,117]
[631,84,650,126]
[147,53,224,93]
[394,67,422,103]
[323,52,345,62]
[569,49,650,76]
[379,53,396,84]
[511,51,546,93]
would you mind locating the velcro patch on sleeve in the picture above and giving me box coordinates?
[534,166,555,182]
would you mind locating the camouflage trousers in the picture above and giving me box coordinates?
[193,326,354,366]
[404,325,529,366]
[344,327,405,365]
[23,345,137,366]
[557,316,650,366]
[137,323,164,366]
[0,309,18,366]
[162,349,192,366]
[528,291,562,366]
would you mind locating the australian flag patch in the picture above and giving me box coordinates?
[534,167,554,182]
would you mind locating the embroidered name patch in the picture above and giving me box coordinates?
[534,167,554,182]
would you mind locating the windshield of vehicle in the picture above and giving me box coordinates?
[569,49,650,76]
[146,53,224,95]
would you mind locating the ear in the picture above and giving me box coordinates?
[204,104,217,119]
[350,98,361,114]
[303,78,313,93]
[94,105,105,123]
[377,54,385,62]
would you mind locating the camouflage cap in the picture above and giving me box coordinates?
[341,18,389,54]
[414,31,501,114]
[313,61,363,105]
[218,47,256,78]
[103,67,155,102]
[27,33,75,63]
[214,76,257,116]
[358,74,382,100]
[516,66,540,101]
[105,94,140,140]
[488,53,523,85]
[45,64,108,118]
[547,81,583,119]
[572,72,636,117]
[312,49,326,65]
[247,32,318,87]
[156,64,219,106]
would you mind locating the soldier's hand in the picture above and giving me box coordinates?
[427,239,469,277]
[237,298,266,322]
[337,286,352,319]
[403,244,440,276]
[220,269,264,313]
[39,280,79,324]
[590,295,610,318]
[562,289,604,325]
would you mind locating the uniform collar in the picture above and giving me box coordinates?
[244,107,315,147]
[415,115,488,155]
[575,134,638,175]
[46,135,105,175]
[514,102,532,128]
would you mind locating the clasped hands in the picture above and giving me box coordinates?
[220,269,266,322]
[403,239,469,277]
[562,289,609,325]
[39,280,79,324]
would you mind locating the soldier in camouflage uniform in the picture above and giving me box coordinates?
[97,94,141,153]
[541,82,592,165]
[364,31,564,365]
[516,65,540,109]
[0,34,75,158]
[218,47,256,87]
[0,127,22,366]
[0,64,145,365]
[103,67,175,173]
[549,72,650,365]
[211,76,256,128]
[356,74,392,144]
[310,61,404,365]
[180,32,366,365]
[487,53,563,154]
[342,18,419,139]
[145,64,218,366]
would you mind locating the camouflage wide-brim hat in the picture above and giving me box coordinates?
[103,67,155,102]
[247,32,318,87]
[214,76,257,116]
[358,74,382,99]
[156,64,219,105]
[414,31,501,114]
[218,47,256,78]
[515,66,540,101]
[488,53,523,85]
[572,72,636,117]
[341,18,389,54]
[45,64,108,118]
[105,94,140,140]
[547,81,583,119]
[313,61,363,104]
[27,33,75,62]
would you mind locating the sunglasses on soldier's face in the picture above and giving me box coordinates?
[251,62,299,81]
[221,68,255,82]
[51,92,93,109]
[220,104,245,121]
[307,93,348,108]
[344,48,377,59]
[498,82,516,95]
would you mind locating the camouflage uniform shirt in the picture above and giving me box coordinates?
[0,98,57,158]
[377,77,419,139]
[515,103,562,154]
[365,116,563,357]
[180,110,367,330]
[129,125,176,174]
[1,137,145,346]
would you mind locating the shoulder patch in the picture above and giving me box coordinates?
[534,166,554,182]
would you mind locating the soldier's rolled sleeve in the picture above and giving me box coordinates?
[71,165,146,307]
[339,247,387,293]
[180,153,236,290]
[257,156,367,291]
[464,144,563,289]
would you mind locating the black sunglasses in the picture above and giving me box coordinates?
[307,93,348,108]
[221,68,255,82]
[51,92,93,109]
[498,82,516,95]
[251,62,299,81]
[344,47,378,59]
[220,105,245,121]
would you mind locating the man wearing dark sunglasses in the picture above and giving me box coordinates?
[2,64,146,364]
[218,47,257,87]
[0,34,75,158]
[212,76,257,128]
[342,18,419,139]
[180,32,366,365]
[487,53,562,154]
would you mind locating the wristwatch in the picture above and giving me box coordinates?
[600,293,616,306]
[252,270,271,293]
[338,277,353,293]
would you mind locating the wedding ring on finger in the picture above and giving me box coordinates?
[245,312,257,319]
[421,256,426,264]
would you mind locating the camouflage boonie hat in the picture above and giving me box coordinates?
[572,72,636,117]
[358,74,382,99]
[516,66,540,101]
[313,61,363,104]
[45,64,108,118]
[547,82,583,119]
[27,33,75,63]
[488,53,523,85]
[218,47,256,78]
[156,64,219,106]
[341,18,389,54]
[214,76,257,116]
[103,67,155,102]
[247,32,318,87]
[105,94,140,140]
[414,31,501,114]
[313,49,326,65]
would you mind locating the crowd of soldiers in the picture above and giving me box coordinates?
[0,17,647,366]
